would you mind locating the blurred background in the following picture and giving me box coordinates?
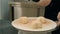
[0,0,12,20]
[0,0,18,34]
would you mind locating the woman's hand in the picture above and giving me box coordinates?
[57,21,60,26]
[57,12,60,26]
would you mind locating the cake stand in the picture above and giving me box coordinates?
[12,17,57,34]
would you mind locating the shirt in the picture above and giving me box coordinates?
[45,0,60,21]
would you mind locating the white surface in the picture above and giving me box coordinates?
[12,17,57,31]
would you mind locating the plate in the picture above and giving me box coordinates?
[12,17,57,32]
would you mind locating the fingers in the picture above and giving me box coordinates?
[57,12,60,21]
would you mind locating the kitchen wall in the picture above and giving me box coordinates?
[0,0,13,20]
[0,0,2,19]
[0,0,45,20]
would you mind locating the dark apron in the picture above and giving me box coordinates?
[45,0,60,34]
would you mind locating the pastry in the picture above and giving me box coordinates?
[31,20,42,29]
[19,17,28,24]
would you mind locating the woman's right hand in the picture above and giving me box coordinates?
[57,12,60,20]
[57,12,60,26]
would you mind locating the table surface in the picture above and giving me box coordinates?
[0,20,11,28]
[0,20,18,34]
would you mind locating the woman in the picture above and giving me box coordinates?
[45,0,60,34]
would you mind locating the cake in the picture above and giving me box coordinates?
[37,16,47,24]
[18,16,50,29]
[19,17,28,24]
[31,20,42,29]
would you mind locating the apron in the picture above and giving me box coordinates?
[45,0,60,34]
